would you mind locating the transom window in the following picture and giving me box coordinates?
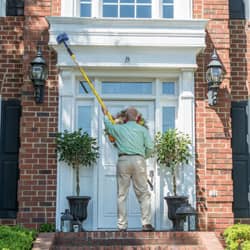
[103,0,152,18]
[102,81,153,94]
[78,0,174,18]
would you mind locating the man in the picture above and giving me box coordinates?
[102,106,154,232]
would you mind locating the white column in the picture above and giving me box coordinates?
[0,0,6,16]
[177,70,196,206]
[56,69,75,230]
[243,0,250,19]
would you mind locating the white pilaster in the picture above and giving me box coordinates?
[178,70,196,206]
[56,70,75,230]
[0,0,6,16]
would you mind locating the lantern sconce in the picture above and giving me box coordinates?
[206,49,224,106]
[29,46,48,104]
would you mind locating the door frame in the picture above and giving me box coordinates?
[56,70,195,231]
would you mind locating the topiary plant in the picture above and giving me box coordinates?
[154,129,192,196]
[56,128,99,196]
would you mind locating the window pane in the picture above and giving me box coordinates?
[78,106,91,135]
[103,0,118,3]
[137,0,151,3]
[80,4,91,17]
[162,107,175,132]
[79,81,93,95]
[103,5,118,17]
[136,6,151,18]
[120,5,134,17]
[121,0,134,3]
[163,5,173,18]
[102,82,152,94]
[162,82,175,95]
[163,0,173,3]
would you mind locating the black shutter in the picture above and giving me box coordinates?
[231,101,250,218]
[6,0,24,16]
[229,0,245,19]
[0,99,21,218]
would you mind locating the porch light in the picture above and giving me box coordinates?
[176,203,197,231]
[206,49,224,106]
[60,209,73,232]
[29,46,48,103]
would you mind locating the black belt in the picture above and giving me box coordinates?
[118,153,143,157]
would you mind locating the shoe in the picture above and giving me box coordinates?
[118,228,127,232]
[142,224,154,232]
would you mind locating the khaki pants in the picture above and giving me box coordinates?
[116,155,151,230]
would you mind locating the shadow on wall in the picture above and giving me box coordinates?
[194,25,233,231]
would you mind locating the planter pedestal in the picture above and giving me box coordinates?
[164,196,188,231]
[67,196,91,231]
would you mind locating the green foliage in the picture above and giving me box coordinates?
[56,129,99,168]
[38,223,55,232]
[56,128,99,196]
[154,129,192,196]
[241,240,250,250]
[0,225,37,250]
[223,224,250,250]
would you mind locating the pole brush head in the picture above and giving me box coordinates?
[56,32,69,44]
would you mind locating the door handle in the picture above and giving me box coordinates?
[147,170,154,191]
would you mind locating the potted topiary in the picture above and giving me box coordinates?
[154,129,192,230]
[56,128,99,230]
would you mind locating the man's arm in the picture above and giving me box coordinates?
[144,130,154,159]
[102,107,117,136]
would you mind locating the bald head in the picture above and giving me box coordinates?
[126,107,138,121]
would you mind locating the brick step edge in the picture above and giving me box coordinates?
[52,245,208,250]
[52,246,207,250]
[32,232,224,250]
[54,238,200,246]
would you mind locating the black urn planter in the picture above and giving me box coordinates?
[164,196,188,231]
[67,196,91,231]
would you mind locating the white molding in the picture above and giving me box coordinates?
[47,17,207,69]
[0,0,6,16]
[47,17,207,48]
[244,0,250,19]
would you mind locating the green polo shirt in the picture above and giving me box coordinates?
[104,117,154,158]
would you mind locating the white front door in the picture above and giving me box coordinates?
[97,101,155,230]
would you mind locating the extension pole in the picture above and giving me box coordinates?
[56,33,115,124]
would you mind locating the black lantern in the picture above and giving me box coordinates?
[60,209,73,232]
[176,203,197,231]
[206,49,224,106]
[29,46,48,103]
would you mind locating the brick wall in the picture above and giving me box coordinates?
[0,17,24,100]
[0,1,60,229]
[16,0,60,229]
[193,0,234,232]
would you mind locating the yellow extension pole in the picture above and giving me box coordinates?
[70,54,115,124]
